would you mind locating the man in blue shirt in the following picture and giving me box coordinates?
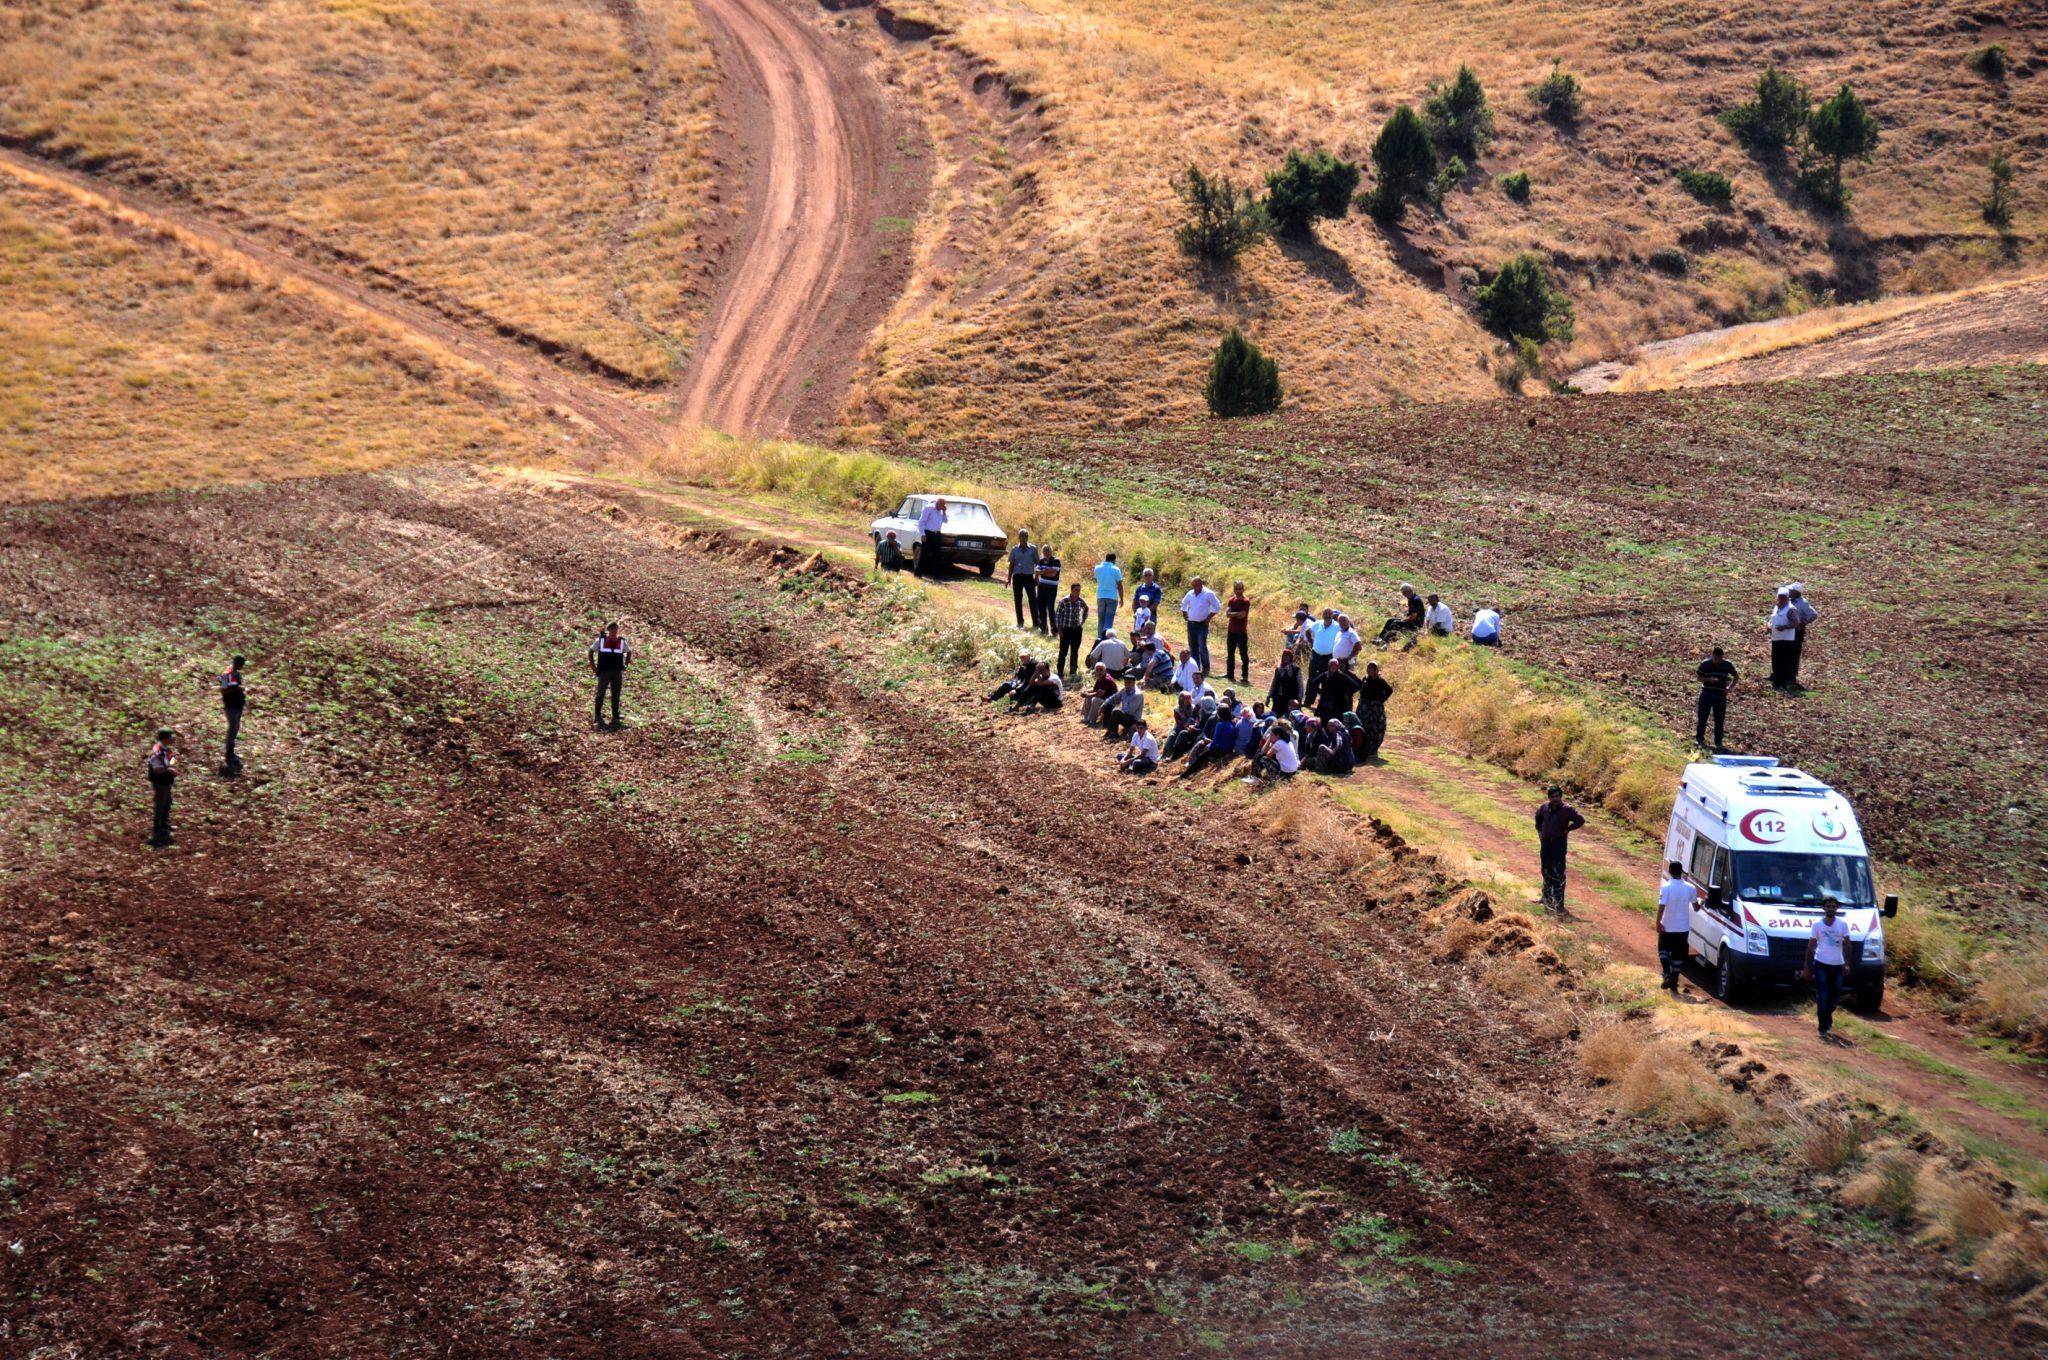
[916,498,947,578]
[1134,568,1163,620]
[1093,552,1125,638]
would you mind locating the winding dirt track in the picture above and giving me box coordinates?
[679,0,906,436]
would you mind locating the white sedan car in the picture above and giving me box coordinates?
[870,494,1008,576]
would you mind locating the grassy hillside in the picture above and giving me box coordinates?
[850,0,2046,435]
[0,0,717,384]
[898,366,2048,909]
[0,177,591,500]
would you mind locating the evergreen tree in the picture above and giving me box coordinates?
[1423,65,1495,160]
[1718,65,1810,152]
[1362,105,1436,222]
[1172,165,1270,261]
[1982,150,2016,230]
[1474,253,1574,344]
[1264,150,1362,238]
[1800,84,1880,210]
[1205,328,1282,417]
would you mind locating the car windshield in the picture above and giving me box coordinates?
[938,502,999,531]
[1731,851,1874,907]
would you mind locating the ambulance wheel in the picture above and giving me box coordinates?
[1715,951,1746,1004]
[1852,980,1884,1014]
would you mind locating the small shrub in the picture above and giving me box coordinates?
[1977,1227,2048,1294]
[1932,1180,2010,1251]
[1474,252,1574,343]
[1968,43,2008,80]
[1982,149,2017,230]
[1363,104,1437,223]
[1800,83,1880,212]
[1577,1024,1639,1083]
[1205,327,1281,418]
[1675,167,1734,206]
[1527,61,1583,122]
[1842,1150,1922,1229]
[1428,154,1468,205]
[1798,1115,1866,1172]
[1172,165,1270,262]
[1264,149,1361,238]
[1424,64,1495,160]
[1718,65,1810,152]
[1499,170,1531,202]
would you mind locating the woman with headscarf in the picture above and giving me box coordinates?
[1356,661,1393,762]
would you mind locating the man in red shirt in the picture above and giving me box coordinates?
[1224,581,1252,683]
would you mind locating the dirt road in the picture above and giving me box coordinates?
[678,0,918,436]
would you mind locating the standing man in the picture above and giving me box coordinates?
[1007,531,1040,630]
[1033,543,1062,635]
[1470,604,1503,647]
[1787,583,1818,689]
[1054,582,1090,678]
[219,654,248,776]
[1180,575,1222,675]
[1133,568,1164,623]
[1224,581,1252,683]
[1657,862,1698,992]
[1694,645,1738,750]
[1802,898,1853,1044]
[1093,552,1125,639]
[147,728,178,848]
[589,621,631,730]
[1532,785,1586,915]
[916,497,948,577]
[1306,607,1341,700]
[1767,589,1798,689]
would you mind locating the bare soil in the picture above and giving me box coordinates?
[2,470,2030,1356]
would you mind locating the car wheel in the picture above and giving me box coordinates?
[1715,950,1745,1003]
[978,560,996,578]
[1852,980,1884,1014]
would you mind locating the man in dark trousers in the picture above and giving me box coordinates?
[1008,531,1040,630]
[916,497,948,578]
[1657,862,1698,992]
[219,654,248,775]
[1802,898,1854,1044]
[588,621,632,730]
[1533,785,1585,915]
[1694,646,1737,750]
[1053,583,1090,679]
[1033,544,1062,635]
[147,728,178,847]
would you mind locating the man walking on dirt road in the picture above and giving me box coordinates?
[1008,532,1040,630]
[1694,646,1737,750]
[147,728,178,848]
[1802,898,1853,1044]
[219,654,248,776]
[1658,862,1698,991]
[1533,786,1585,915]
[1054,583,1090,678]
[589,622,632,730]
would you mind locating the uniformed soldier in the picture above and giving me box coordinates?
[219,654,248,775]
[588,622,632,729]
[147,728,178,847]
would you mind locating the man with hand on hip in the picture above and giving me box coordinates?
[1180,576,1222,675]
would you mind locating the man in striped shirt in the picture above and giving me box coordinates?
[1053,583,1091,678]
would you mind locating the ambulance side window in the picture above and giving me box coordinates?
[1687,835,1717,886]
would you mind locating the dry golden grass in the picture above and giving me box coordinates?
[1842,1149,1925,1228]
[0,0,716,384]
[1796,1114,1868,1173]
[852,0,2046,434]
[1578,1025,1740,1129]
[1978,1227,2048,1294]
[0,178,586,501]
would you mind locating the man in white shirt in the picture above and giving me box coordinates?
[1172,649,1203,697]
[916,498,947,577]
[1332,614,1362,665]
[1306,609,1341,699]
[1423,594,1454,637]
[1470,605,1502,647]
[1768,589,1799,689]
[1087,629,1130,676]
[1118,721,1159,775]
[1657,863,1698,992]
[1803,898,1854,1043]
[1180,576,1223,675]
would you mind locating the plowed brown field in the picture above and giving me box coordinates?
[0,470,2029,1356]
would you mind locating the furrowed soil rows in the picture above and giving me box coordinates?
[0,470,2028,1356]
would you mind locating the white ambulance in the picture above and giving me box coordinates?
[1665,755,1897,1010]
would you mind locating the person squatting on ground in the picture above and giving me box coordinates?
[1033,544,1062,632]
[1086,629,1129,680]
[1470,605,1502,648]
[1423,594,1453,638]
[1179,576,1222,675]
[147,728,178,847]
[1054,584,1090,677]
[1079,664,1118,726]
[1376,584,1424,646]
[1008,531,1040,630]
[1100,675,1146,740]
[219,654,248,775]
[1534,785,1585,915]
[589,621,632,729]
[875,530,908,572]
[1248,719,1301,782]
[1657,862,1698,992]
[1803,898,1853,1044]
[1224,582,1252,683]
[1694,646,1737,750]
[916,497,948,577]
[1093,552,1125,638]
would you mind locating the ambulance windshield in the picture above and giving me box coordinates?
[1731,852,1874,908]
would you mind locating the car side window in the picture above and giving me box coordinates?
[899,497,920,519]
